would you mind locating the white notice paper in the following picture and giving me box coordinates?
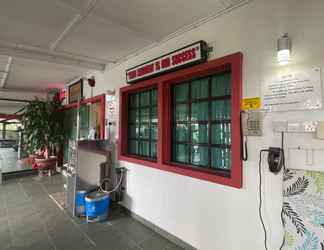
[262,68,322,112]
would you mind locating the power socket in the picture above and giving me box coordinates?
[273,121,317,133]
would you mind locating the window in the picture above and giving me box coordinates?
[119,53,242,188]
[127,88,157,160]
[171,72,232,175]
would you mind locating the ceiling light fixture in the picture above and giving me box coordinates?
[277,33,291,65]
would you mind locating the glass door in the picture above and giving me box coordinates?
[0,118,30,173]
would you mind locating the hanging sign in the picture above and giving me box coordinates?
[262,68,322,112]
[126,41,208,84]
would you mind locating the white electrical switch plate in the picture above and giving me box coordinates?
[273,121,317,133]
[287,122,303,132]
[287,121,317,133]
[273,121,288,132]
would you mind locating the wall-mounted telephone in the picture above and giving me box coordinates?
[241,111,263,136]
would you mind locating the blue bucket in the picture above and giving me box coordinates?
[85,191,110,223]
[76,190,88,217]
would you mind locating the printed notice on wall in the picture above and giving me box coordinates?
[105,90,117,140]
[262,68,322,112]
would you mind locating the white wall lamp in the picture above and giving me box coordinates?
[277,33,291,65]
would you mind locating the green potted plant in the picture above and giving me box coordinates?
[22,97,64,171]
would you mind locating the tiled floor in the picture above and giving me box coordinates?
[0,175,183,250]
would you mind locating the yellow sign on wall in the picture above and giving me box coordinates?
[241,97,261,110]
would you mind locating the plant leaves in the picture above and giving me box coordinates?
[284,176,309,197]
[284,169,296,182]
[282,202,306,236]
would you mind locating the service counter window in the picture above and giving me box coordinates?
[127,88,157,160]
[120,53,242,188]
[61,94,106,164]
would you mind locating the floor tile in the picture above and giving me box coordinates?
[116,220,155,244]
[0,222,12,249]
[86,225,122,248]
[15,239,55,250]
[140,233,171,250]
[96,234,138,250]
[0,175,184,250]
[165,243,185,250]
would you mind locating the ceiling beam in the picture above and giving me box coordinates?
[50,0,99,50]
[0,98,30,103]
[0,40,108,71]
[0,57,13,88]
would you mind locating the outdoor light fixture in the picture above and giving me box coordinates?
[277,33,291,65]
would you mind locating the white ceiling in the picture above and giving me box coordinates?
[6,58,86,90]
[0,0,247,93]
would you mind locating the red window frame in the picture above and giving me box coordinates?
[119,52,243,188]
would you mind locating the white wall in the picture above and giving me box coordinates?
[84,0,324,249]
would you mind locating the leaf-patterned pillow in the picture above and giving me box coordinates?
[282,169,324,250]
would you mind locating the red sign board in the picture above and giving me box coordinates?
[126,41,208,83]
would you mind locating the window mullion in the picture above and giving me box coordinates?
[188,82,192,164]
[138,94,141,157]
[148,90,152,158]
[208,77,212,170]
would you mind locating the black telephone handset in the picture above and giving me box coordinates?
[267,147,284,174]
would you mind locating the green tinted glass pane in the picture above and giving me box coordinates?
[79,128,88,139]
[211,147,231,169]
[173,144,189,163]
[191,124,208,144]
[128,140,139,155]
[211,100,231,120]
[151,89,157,105]
[127,88,158,159]
[140,108,150,123]
[64,108,77,140]
[174,84,188,102]
[79,105,90,130]
[191,101,208,121]
[211,123,231,145]
[151,142,157,158]
[140,91,150,106]
[129,124,139,138]
[192,78,209,99]
[174,123,189,142]
[191,146,208,167]
[212,73,231,97]
[129,109,138,123]
[174,104,188,121]
[151,124,157,140]
[129,94,138,107]
[140,141,150,157]
[79,105,90,139]
[140,124,150,139]
[151,106,157,123]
